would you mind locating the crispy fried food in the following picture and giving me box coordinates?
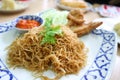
[67,9,103,36]
[67,9,85,26]
[60,0,87,8]
[72,22,103,36]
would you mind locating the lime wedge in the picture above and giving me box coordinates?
[114,22,120,36]
[114,22,120,31]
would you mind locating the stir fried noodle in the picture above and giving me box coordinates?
[7,26,87,80]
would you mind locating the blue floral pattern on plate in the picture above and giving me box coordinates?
[0,21,15,33]
[81,29,116,80]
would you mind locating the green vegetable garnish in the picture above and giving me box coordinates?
[40,18,62,45]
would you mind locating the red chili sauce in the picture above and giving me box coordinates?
[16,19,41,29]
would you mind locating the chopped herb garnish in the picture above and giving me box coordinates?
[40,18,62,45]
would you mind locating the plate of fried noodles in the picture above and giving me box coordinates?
[0,9,117,80]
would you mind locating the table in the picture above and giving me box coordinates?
[0,0,120,80]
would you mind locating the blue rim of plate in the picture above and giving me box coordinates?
[0,20,16,33]
[0,29,117,80]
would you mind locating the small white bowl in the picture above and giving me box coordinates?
[14,15,44,32]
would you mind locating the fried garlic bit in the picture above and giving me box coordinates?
[67,9,103,36]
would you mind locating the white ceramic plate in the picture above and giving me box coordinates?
[94,17,120,43]
[0,1,28,13]
[0,28,117,80]
[56,0,92,11]
[0,9,117,80]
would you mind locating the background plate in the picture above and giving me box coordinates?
[56,0,92,12]
[0,1,29,13]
